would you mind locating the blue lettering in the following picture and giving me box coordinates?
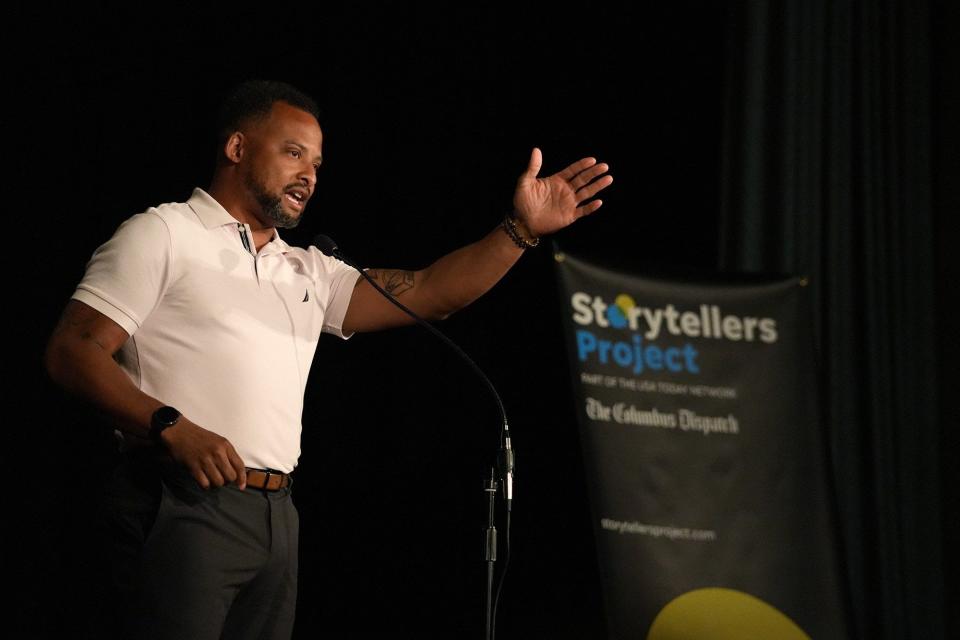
[574,331,700,375]
[612,343,632,367]
[576,330,597,361]
[644,345,663,370]
[665,347,682,372]
[598,340,613,364]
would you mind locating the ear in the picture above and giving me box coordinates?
[223,131,245,164]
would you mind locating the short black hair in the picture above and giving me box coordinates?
[215,79,321,148]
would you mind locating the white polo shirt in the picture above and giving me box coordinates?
[72,188,362,473]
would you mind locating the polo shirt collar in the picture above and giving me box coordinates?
[188,187,291,254]
[188,187,237,229]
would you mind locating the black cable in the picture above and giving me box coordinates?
[314,234,512,449]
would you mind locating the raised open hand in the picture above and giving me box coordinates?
[512,148,613,237]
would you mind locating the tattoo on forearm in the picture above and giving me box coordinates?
[368,269,415,297]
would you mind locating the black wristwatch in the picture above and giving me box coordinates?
[149,406,181,445]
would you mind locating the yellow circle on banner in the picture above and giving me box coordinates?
[614,294,636,313]
[647,588,811,640]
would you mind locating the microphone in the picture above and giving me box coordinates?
[312,234,340,258]
[312,234,514,510]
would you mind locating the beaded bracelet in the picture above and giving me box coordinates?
[501,214,540,249]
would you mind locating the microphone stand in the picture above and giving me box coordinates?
[312,236,515,640]
[484,468,498,640]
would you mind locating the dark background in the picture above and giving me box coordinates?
[11,1,957,638]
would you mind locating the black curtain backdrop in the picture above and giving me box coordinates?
[933,1,960,636]
[721,1,946,638]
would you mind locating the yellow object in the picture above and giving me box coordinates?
[614,294,637,313]
[647,588,810,640]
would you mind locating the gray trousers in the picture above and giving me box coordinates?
[98,449,299,640]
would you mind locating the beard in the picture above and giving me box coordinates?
[242,171,301,229]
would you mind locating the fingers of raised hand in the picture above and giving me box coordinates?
[524,147,543,178]
[571,160,611,187]
[557,156,599,182]
[575,170,613,201]
[575,198,605,219]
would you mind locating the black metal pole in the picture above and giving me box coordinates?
[483,467,498,640]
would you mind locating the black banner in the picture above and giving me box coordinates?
[556,251,846,639]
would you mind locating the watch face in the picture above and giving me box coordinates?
[154,406,181,426]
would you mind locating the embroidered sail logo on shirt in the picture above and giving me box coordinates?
[303,289,310,302]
